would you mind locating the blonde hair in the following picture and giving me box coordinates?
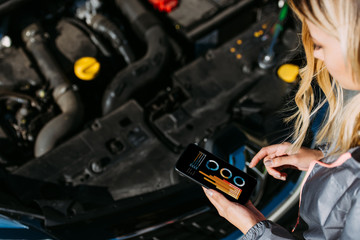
[287,0,360,154]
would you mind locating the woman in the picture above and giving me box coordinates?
[203,0,360,239]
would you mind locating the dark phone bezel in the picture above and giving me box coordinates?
[175,143,257,204]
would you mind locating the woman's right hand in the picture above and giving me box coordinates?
[249,142,324,181]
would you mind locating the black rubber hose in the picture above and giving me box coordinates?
[0,90,41,110]
[22,23,68,88]
[101,0,171,115]
[64,17,112,57]
[33,84,83,157]
[90,14,135,64]
[22,22,84,157]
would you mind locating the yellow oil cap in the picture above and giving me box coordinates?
[277,63,299,83]
[74,57,100,81]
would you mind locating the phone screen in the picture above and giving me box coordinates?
[175,143,257,204]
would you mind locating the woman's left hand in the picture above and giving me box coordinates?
[203,187,266,234]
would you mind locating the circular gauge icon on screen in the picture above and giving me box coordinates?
[206,160,219,171]
[233,176,245,187]
[220,168,232,179]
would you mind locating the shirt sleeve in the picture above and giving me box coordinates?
[241,220,295,240]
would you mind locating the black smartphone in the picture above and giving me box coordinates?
[175,143,257,204]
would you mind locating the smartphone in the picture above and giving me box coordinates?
[175,143,257,204]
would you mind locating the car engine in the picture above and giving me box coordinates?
[0,0,305,239]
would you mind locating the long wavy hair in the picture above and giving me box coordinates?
[287,0,360,154]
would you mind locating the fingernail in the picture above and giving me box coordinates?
[280,176,286,181]
[205,189,213,197]
[264,160,273,167]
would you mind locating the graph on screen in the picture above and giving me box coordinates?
[186,151,207,176]
[199,171,242,199]
[190,151,206,169]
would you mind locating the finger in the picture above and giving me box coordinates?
[264,155,298,169]
[249,143,291,168]
[203,188,238,216]
[249,146,277,168]
[204,188,229,205]
[203,188,225,213]
[265,166,287,180]
[203,187,223,204]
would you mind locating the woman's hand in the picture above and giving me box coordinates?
[249,142,324,181]
[203,187,266,234]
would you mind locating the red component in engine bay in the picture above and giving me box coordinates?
[148,0,179,13]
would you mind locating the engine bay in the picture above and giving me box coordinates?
[0,0,303,238]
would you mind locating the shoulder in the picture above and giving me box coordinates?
[310,147,360,188]
[326,147,360,190]
[321,146,360,167]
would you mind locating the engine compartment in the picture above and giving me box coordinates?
[0,0,303,238]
